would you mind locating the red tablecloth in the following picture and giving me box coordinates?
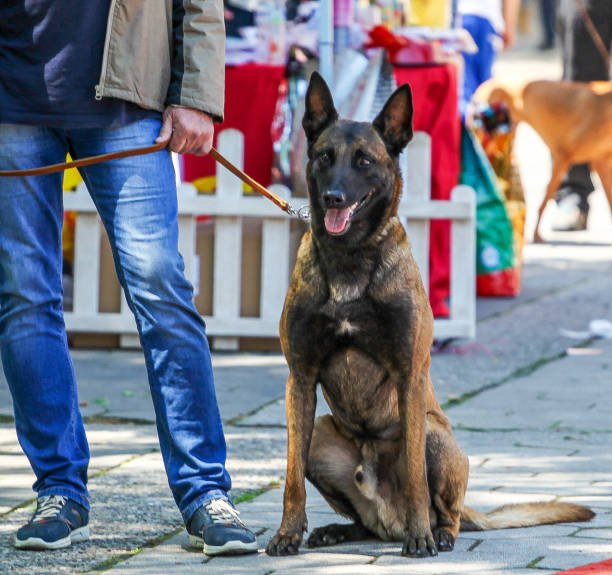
[182,64,286,186]
[393,63,460,318]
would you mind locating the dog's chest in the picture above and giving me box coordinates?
[319,345,400,437]
[319,288,383,344]
[328,276,366,305]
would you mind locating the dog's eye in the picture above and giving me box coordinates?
[317,152,332,167]
[356,156,373,169]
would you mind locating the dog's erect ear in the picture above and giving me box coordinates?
[303,72,339,144]
[373,84,414,156]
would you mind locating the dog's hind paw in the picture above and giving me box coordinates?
[307,523,370,548]
[266,531,302,556]
[433,527,455,552]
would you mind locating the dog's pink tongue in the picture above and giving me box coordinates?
[324,208,351,234]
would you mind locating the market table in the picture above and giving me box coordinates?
[393,62,460,318]
[182,63,286,188]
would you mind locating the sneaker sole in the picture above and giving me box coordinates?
[13,525,90,550]
[188,534,258,556]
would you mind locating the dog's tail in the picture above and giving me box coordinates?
[460,502,594,531]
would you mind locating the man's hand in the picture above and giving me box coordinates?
[155,106,215,156]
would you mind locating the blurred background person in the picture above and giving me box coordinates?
[553,0,611,232]
[538,0,557,49]
[458,0,521,117]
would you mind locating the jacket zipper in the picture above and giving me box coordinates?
[95,0,118,100]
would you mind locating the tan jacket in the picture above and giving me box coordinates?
[95,0,225,121]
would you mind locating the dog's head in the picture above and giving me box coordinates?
[302,72,413,246]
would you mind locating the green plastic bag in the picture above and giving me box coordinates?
[460,125,520,296]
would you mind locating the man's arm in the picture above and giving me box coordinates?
[502,0,520,49]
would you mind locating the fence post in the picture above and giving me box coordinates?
[260,184,292,322]
[401,132,431,292]
[450,185,477,339]
[212,129,245,350]
[71,185,101,315]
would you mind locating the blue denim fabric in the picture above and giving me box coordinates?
[0,119,231,522]
[460,14,499,119]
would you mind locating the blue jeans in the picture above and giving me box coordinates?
[0,119,231,523]
[460,14,499,119]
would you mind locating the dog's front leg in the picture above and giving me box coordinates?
[399,367,437,557]
[266,371,317,556]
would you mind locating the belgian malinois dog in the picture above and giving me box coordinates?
[265,72,594,558]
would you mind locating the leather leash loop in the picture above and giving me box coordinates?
[0,141,310,221]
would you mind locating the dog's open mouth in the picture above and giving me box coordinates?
[324,191,374,235]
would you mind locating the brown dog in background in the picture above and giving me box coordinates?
[475,79,612,242]
[265,72,594,559]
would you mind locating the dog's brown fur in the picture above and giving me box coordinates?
[265,72,594,559]
[475,79,612,242]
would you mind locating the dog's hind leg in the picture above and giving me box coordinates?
[307,522,373,548]
[305,415,375,547]
[592,158,612,210]
[534,156,570,243]
[426,419,469,552]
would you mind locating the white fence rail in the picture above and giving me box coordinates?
[63,129,475,349]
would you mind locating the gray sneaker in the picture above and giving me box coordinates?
[552,193,588,231]
[187,498,258,556]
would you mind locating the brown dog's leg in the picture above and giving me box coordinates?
[306,415,374,547]
[399,365,437,557]
[534,156,570,243]
[266,373,317,556]
[308,522,373,548]
[592,159,612,210]
[426,421,469,552]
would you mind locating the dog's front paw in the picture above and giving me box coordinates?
[401,529,438,557]
[266,530,303,556]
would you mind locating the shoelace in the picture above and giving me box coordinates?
[32,495,67,522]
[204,499,245,526]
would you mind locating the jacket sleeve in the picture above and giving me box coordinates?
[167,0,226,122]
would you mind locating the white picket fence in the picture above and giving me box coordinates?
[63,128,475,349]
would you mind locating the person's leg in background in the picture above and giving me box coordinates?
[0,124,91,549]
[538,0,557,49]
[554,0,611,231]
[460,14,499,119]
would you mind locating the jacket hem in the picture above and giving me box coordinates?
[100,86,165,114]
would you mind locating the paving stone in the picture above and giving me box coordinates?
[109,529,375,575]
[535,536,612,571]
[462,524,577,540]
[239,388,331,427]
[573,528,612,540]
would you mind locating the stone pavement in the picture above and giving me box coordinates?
[1,51,612,574]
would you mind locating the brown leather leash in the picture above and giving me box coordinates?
[0,141,167,178]
[0,141,310,221]
[575,0,610,72]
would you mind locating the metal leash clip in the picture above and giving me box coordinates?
[286,204,311,223]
